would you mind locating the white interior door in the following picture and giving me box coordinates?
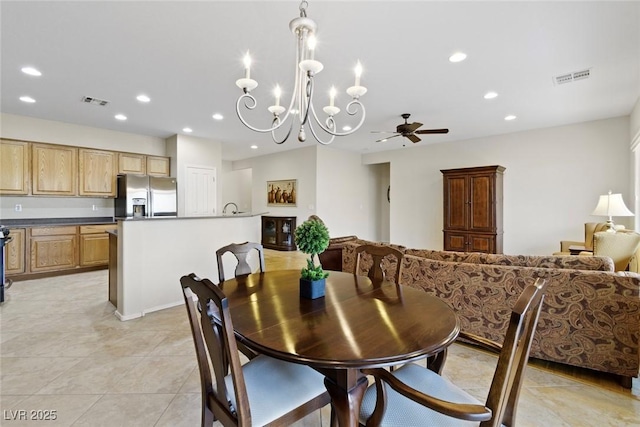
[185,165,217,216]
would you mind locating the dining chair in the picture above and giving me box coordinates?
[359,278,548,427]
[216,242,266,282]
[355,244,404,284]
[180,273,331,427]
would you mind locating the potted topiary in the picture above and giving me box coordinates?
[294,217,330,299]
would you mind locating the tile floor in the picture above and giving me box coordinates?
[0,250,639,426]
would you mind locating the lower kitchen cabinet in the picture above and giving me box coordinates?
[30,226,78,273]
[6,222,115,280]
[5,228,26,275]
[80,225,116,266]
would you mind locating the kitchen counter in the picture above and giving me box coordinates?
[1,217,115,227]
[115,212,266,221]
[115,214,263,320]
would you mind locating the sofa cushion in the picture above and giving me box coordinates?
[405,248,615,272]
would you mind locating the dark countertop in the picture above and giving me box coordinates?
[0,217,115,228]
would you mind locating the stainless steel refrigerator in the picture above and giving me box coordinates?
[115,174,177,218]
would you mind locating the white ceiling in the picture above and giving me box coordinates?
[2,1,639,161]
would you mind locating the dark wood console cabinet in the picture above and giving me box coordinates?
[261,216,297,251]
[442,165,505,254]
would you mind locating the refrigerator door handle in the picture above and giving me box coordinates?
[148,189,153,217]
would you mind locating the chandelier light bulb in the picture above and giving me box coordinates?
[307,35,317,60]
[329,86,336,107]
[274,85,282,107]
[243,52,252,79]
[354,61,363,87]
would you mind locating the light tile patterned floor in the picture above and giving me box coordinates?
[0,249,638,426]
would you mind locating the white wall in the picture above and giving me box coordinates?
[316,146,378,239]
[0,113,166,219]
[221,161,252,213]
[363,116,632,255]
[235,146,318,225]
[166,134,222,217]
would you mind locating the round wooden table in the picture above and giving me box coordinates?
[220,269,460,427]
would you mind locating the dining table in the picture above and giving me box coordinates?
[219,269,460,427]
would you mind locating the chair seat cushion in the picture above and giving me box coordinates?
[360,363,482,427]
[225,355,327,426]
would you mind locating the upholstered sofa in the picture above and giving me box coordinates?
[338,239,640,387]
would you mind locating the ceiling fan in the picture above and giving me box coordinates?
[373,113,449,143]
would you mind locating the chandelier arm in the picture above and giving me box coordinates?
[236,94,288,133]
[308,98,367,137]
[301,73,314,126]
[271,116,294,145]
[306,116,336,145]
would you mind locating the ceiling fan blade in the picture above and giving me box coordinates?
[407,134,421,143]
[375,134,402,143]
[398,122,423,133]
[415,128,449,134]
[371,131,398,134]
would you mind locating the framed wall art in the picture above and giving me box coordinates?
[267,179,297,206]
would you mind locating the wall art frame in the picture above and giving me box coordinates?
[267,179,297,206]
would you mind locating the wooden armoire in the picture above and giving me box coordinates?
[441,165,505,254]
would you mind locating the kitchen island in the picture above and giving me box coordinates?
[115,213,263,320]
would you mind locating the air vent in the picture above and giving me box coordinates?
[553,69,591,85]
[81,96,110,106]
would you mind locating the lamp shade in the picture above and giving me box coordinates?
[591,193,634,217]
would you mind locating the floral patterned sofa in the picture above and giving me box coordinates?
[340,240,640,387]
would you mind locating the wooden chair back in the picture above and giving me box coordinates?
[216,242,265,282]
[355,244,404,284]
[181,273,250,426]
[362,278,548,427]
[481,278,548,426]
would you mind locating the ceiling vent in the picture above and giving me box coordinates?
[81,96,109,106]
[553,69,591,85]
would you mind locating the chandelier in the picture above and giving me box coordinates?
[235,1,367,145]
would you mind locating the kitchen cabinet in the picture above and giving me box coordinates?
[118,152,146,175]
[79,224,116,266]
[442,165,505,254]
[146,156,170,176]
[79,149,117,197]
[29,226,78,273]
[262,216,297,251]
[0,139,30,195]
[5,228,26,275]
[32,143,78,196]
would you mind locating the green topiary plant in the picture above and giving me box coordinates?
[294,218,330,281]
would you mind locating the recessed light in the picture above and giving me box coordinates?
[449,52,467,63]
[21,67,41,76]
[484,91,498,99]
[250,145,258,149]
[504,115,517,121]
[136,94,150,103]
[115,114,127,121]
[342,125,352,131]
[19,96,36,103]
[212,113,224,120]
[183,127,193,133]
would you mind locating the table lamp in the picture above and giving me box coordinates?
[591,191,634,232]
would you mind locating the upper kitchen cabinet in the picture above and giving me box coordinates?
[0,139,30,195]
[79,148,117,197]
[146,156,170,177]
[118,152,146,175]
[32,143,78,196]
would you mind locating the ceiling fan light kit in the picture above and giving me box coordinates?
[235,0,367,145]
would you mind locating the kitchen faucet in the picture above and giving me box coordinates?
[223,202,239,215]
